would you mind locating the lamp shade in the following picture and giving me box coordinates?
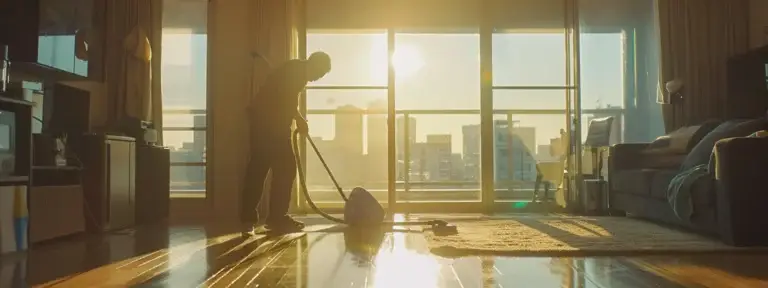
[665,79,684,94]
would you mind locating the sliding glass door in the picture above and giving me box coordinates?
[295,0,660,213]
[300,30,390,210]
[490,31,573,208]
[392,31,483,212]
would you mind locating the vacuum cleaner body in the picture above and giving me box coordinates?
[344,187,386,226]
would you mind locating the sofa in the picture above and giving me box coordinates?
[608,118,768,246]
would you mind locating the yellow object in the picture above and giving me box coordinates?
[13,186,28,218]
[752,130,768,138]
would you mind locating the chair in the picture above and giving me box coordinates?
[584,116,615,179]
[581,116,614,213]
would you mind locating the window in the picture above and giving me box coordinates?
[764,64,768,90]
[578,0,664,143]
[393,32,482,202]
[492,33,567,87]
[492,32,569,201]
[306,32,387,87]
[578,32,625,144]
[299,0,665,211]
[161,0,208,197]
[304,30,388,204]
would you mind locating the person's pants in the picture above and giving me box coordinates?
[241,128,296,224]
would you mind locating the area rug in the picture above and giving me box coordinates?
[425,215,761,257]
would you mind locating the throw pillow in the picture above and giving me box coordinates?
[680,119,765,171]
[645,125,700,155]
[685,119,723,152]
[681,118,768,171]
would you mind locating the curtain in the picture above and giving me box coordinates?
[104,0,163,143]
[247,0,301,220]
[656,0,751,132]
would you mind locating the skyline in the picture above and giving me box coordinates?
[161,31,661,153]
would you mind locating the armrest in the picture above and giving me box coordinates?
[608,143,650,171]
[712,137,768,246]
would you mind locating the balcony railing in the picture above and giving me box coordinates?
[304,107,624,201]
[162,109,206,194]
[160,107,624,197]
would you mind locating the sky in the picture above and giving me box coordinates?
[160,31,625,154]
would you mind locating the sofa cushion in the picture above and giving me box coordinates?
[644,120,722,155]
[651,170,678,199]
[681,118,768,171]
[611,169,656,196]
[637,153,687,169]
[645,126,701,154]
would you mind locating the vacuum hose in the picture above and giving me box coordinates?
[293,129,347,224]
[292,129,452,228]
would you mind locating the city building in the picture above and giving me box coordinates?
[424,134,452,181]
[396,115,417,159]
[493,119,538,183]
[365,112,388,185]
[396,115,417,180]
[461,125,480,181]
[451,153,465,180]
[536,144,559,162]
[334,105,363,156]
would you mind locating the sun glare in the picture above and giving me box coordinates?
[392,45,425,78]
[370,43,425,82]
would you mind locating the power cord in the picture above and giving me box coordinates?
[63,149,105,233]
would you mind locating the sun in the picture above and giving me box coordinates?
[370,43,424,82]
[392,45,424,78]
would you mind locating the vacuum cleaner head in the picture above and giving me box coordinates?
[344,187,386,226]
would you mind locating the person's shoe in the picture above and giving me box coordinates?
[240,222,260,237]
[265,215,305,234]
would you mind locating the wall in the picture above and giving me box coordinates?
[750,0,768,48]
[307,0,649,30]
[207,0,298,223]
[207,0,252,222]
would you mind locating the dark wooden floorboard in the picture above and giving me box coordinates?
[3,215,768,287]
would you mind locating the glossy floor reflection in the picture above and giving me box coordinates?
[3,215,768,287]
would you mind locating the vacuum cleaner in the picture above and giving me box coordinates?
[291,129,458,235]
[246,51,455,234]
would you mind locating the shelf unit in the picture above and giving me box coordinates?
[0,96,33,255]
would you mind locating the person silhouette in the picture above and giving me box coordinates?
[243,51,331,233]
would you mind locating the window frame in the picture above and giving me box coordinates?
[161,1,210,198]
[297,2,642,213]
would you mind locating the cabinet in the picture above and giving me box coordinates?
[0,96,32,254]
[77,135,135,232]
[28,166,84,244]
[135,145,170,225]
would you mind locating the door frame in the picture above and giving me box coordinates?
[293,2,587,215]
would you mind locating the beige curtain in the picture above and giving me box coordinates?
[247,0,301,220]
[656,0,751,132]
[104,0,163,143]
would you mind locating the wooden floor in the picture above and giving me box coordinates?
[3,215,768,287]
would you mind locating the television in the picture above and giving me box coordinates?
[0,0,104,81]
